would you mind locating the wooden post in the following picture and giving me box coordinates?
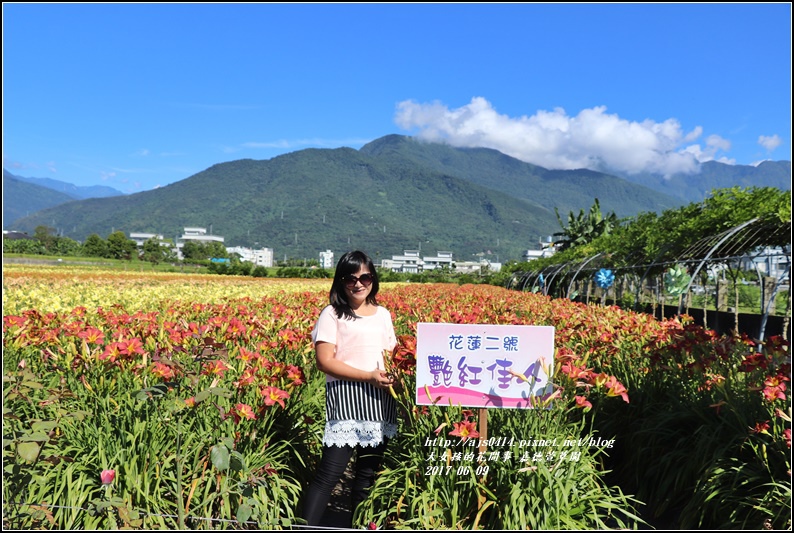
[478,408,488,456]
[477,408,488,510]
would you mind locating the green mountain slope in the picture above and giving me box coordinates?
[614,160,792,204]
[359,135,684,217]
[3,173,78,229]
[8,171,125,200]
[17,135,781,262]
[10,147,564,261]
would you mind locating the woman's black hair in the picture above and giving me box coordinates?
[329,250,380,320]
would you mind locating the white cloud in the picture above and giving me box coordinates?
[758,134,782,152]
[394,97,735,177]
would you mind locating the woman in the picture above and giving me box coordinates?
[301,250,397,527]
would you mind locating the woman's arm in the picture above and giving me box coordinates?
[315,341,393,388]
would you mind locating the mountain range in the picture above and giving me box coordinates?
[3,169,125,228]
[5,135,791,262]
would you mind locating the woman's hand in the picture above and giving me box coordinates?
[367,369,394,389]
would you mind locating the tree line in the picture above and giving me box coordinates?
[504,186,791,276]
[3,227,230,265]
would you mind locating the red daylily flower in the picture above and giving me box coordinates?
[762,375,788,402]
[261,386,290,408]
[202,359,231,377]
[150,362,175,380]
[574,395,593,411]
[99,342,123,362]
[449,420,479,441]
[77,327,105,345]
[118,337,145,358]
[231,403,257,423]
[750,421,771,434]
[235,367,257,388]
[604,376,630,403]
[285,364,305,386]
[236,347,257,362]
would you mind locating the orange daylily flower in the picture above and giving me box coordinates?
[150,361,175,380]
[261,386,290,408]
[231,403,257,423]
[574,395,593,411]
[449,420,479,441]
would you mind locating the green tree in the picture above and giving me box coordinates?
[105,231,137,260]
[141,238,174,265]
[51,236,81,256]
[3,238,45,255]
[81,234,108,258]
[181,241,206,261]
[33,225,58,253]
[204,241,228,259]
[554,198,619,251]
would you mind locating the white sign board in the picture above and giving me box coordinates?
[415,322,555,408]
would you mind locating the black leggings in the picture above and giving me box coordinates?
[302,441,388,527]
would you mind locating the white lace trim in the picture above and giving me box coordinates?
[323,419,398,448]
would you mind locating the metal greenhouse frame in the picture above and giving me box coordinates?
[512,218,792,342]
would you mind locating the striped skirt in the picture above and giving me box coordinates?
[326,380,397,423]
[324,380,398,448]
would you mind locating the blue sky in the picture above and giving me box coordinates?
[3,2,791,193]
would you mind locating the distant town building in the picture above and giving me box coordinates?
[523,237,557,262]
[422,251,454,271]
[382,250,423,273]
[455,259,502,273]
[380,250,498,273]
[130,232,166,247]
[738,246,790,281]
[179,227,224,245]
[2,230,31,241]
[227,246,274,268]
[319,250,334,269]
[176,227,224,260]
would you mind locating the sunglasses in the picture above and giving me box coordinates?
[343,273,374,288]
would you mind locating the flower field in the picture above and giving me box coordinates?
[3,266,791,529]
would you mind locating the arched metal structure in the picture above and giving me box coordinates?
[566,253,603,299]
[512,218,792,342]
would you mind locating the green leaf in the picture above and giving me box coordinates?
[229,450,245,472]
[236,503,253,524]
[67,410,92,421]
[208,387,233,398]
[31,420,58,432]
[210,444,230,471]
[17,441,41,462]
[19,431,51,442]
[194,389,211,403]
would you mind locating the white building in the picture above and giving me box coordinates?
[176,227,224,259]
[226,246,274,268]
[738,246,790,280]
[455,260,502,274]
[319,250,334,269]
[523,239,557,262]
[129,232,166,247]
[179,227,224,245]
[422,251,454,271]
[382,250,423,273]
